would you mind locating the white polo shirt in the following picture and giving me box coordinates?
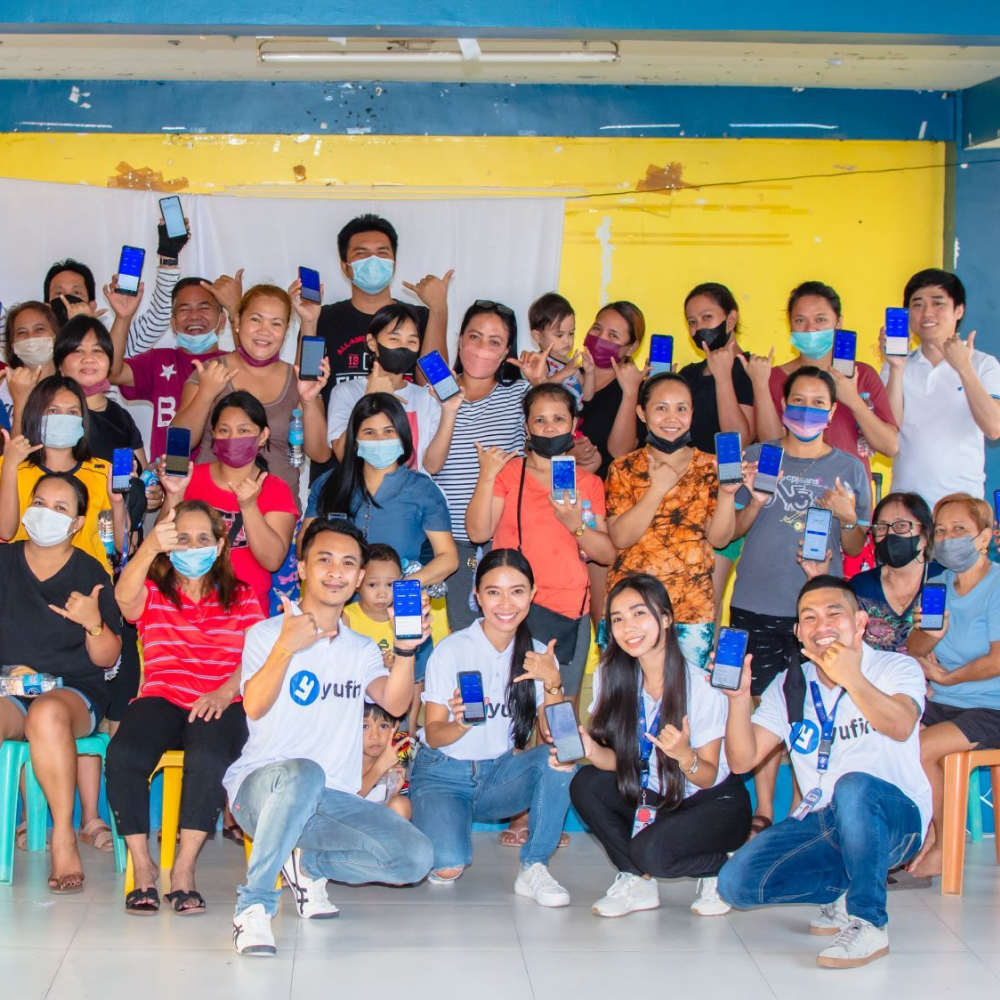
[887,346,1000,509]
[421,620,546,761]
[223,606,389,801]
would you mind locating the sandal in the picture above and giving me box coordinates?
[498,828,529,848]
[746,815,772,842]
[78,819,114,853]
[15,822,27,851]
[558,831,571,848]
[222,824,245,846]
[887,867,932,891]
[125,887,161,916]
[164,889,206,915]
[48,871,85,895]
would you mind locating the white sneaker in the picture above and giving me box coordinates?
[514,863,570,907]
[810,893,849,936]
[591,871,660,918]
[281,849,339,920]
[691,877,731,916]
[817,917,889,969]
[233,903,276,957]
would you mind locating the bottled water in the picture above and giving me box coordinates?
[98,509,115,559]
[0,672,63,697]
[289,408,305,469]
[580,500,597,562]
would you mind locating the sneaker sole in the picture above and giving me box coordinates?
[513,884,570,907]
[690,905,731,917]
[810,924,848,937]
[236,945,277,957]
[817,945,889,969]
[591,899,660,918]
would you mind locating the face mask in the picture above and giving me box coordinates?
[782,404,831,442]
[235,343,278,368]
[358,439,404,469]
[176,331,219,354]
[12,336,54,368]
[22,506,75,547]
[935,536,983,574]
[169,546,219,580]
[49,294,84,329]
[874,534,920,569]
[791,328,835,359]
[646,429,692,454]
[376,345,419,375]
[41,413,85,449]
[528,431,574,459]
[350,255,394,295]
[584,332,623,370]
[213,435,261,468]
[693,320,729,353]
[81,378,112,398]
[460,343,505,380]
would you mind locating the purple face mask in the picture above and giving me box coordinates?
[213,434,261,468]
[782,404,831,442]
[584,332,623,370]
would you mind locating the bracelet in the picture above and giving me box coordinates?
[841,521,858,531]
[546,684,564,696]
[392,646,416,658]
[274,643,295,657]
[680,749,700,775]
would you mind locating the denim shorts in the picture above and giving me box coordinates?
[6,687,99,735]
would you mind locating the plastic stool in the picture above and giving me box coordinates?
[125,750,184,895]
[0,741,32,885]
[23,733,127,875]
[941,749,1000,895]
[242,833,282,890]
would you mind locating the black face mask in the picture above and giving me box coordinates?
[645,429,692,454]
[874,534,921,569]
[529,431,574,459]
[376,345,420,375]
[49,293,84,329]
[693,320,730,353]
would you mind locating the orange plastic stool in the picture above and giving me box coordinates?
[941,749,1000,895]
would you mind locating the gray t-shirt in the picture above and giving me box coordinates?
[731,441,871,618]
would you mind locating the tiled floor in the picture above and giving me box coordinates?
[2,832,999,999]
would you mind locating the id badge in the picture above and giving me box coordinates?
[791,786,823,821]
[631,804,657,838]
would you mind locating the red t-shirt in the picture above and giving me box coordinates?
[133,578,264,710]
[184,462,298,615]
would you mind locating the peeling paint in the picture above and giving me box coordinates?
[106,160,188,191]
[293,164,307,182]
[637,162,695,193]
[954,237,961,265]
[596,215,614,306]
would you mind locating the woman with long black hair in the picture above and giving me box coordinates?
[571,573,752,918]
[409,548,575,906]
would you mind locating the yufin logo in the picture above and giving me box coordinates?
[289,670,320,706]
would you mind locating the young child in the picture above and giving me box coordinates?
[529,292,594,409]
[361,703,413,820]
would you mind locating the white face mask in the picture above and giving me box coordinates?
[22,506,74,546]
[12,336,55,368]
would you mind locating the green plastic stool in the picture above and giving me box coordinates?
[969,766,985,843]
[24,733,127,875]
[0,740,33,885]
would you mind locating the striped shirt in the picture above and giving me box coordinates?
[432,378,528,543]
[126,266,180,357]
[134,579,265,710]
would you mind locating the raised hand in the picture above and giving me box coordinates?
[402,270,454,310]
[276,593,338,654]
[474,441,516,480]
[288,276,324,324]
[102,277,144,320]
[192,357,231,397]
[229,472,266,509]
[146,507,180,555]
[200,270,244,322]
[705,338,738,380]
[509,347,552,386]
[57,294,106,322]
[796,537,833,578]
[816,476,857,524]
[800,639,863,689]
[386,589,432,652]
[646,715,692,762]
[736,346,775,389]
[7,364,44,410]
[365,360,397,396]
[516,638,561,689]
[548,491,584,533]
[154,456,192,497]
[878,326,907,371]
[611,357,650,396]
[296,356,330,404]
[941,329,977,375]
[1,430,43,466]
[49,583,104,630]
[548,351,583,383]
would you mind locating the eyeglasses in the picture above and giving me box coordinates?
[870,519,918,539]
[473,299,515,319]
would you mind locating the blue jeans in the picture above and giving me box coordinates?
[409,744,574,869]
[232,759,434,916]
[718,772,923,927]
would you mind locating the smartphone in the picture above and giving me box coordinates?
[298,335,326,381]
[715,431,743,486]
[111,447,133,495]
[392,579,423,641]
[993,488,1000,528]
[298,266,322,304]
[873,472,884,507]
[711,627,749,691]
[754,443,783,495]
[457,670,487,726]
[115,245,145,296]
[417,349,460,402]
[648,334,673,376]
[545,701,586,764]
[920,582,947,632]
[885,307,910,357]
[550,454,577,504]
[802,506,833,562]
[164,426,192,477]
[158,195,187,240]
[832,330,857,377]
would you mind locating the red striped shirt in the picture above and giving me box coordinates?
[135,579,265,710]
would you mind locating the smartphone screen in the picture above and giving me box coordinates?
[417,350,460,402]
[920,583,947,632]
[832,330,857,377]
[648,334,673,375]
[116,245,145,296]
[164,426,192,477]
[159,196,186,240]
[457,670,487,726]
[754,444,783,495]
[873,472,884,507]
[715,431,743,485]
[298,336,325,380]
[802,506,833,561]
[993,488,1000,528]
[545,701,586,763]
[299,266,322,304]
[550,456,577,503]
[392,579,423,640]
[885,307,910,357]
[711,627,749,691]
[111,447,133,494]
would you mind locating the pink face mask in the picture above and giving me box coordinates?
[460,345,505,380]
[81,379,112,397]
[236,343,279,368]
[584,332,623,369]
[213,435,261,468]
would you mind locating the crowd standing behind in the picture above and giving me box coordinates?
[0,208,999,972]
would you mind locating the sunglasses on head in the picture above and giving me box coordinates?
[473,299,515,320]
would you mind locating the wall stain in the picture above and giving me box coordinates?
[106,161,188,191]
[637,161,696,193]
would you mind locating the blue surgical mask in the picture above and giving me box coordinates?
[934,536,982,574]
[169,546,219,579]
[357,439,404,469]
[790,328,835,359]
[40,413,85,449]
[350,255,394,295]
[176,331,219,354]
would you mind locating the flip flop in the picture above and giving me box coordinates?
[498,828,529,847]
[164,889,206,915]
[78,819,114,853]
[48,871,85,895]
[222,824,245,846]
[125,887,161,916]
[887,868,933,890]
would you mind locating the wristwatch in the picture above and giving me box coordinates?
[841,521,858,531]
[574,524,586,537]
[392,646,416,658]
[84,622,103,637]
[680,749,700,775]
[546,683,564,696]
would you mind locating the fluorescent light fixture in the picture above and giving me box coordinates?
[258,44,618,66]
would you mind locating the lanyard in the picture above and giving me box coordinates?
[809,680,847,775]
[637,691,662,803]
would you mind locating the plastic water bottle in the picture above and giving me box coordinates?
[140,468,159,490]
[98,509,115,559]
[402,558,448,599]
[289,408,305,469]
[856,392,874,459]
[580,500,597,562]
[0,672,63,697]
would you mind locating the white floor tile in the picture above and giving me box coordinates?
[0,899,89,948]
[0,947,66,999]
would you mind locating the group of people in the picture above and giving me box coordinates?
[1,210,999,971]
